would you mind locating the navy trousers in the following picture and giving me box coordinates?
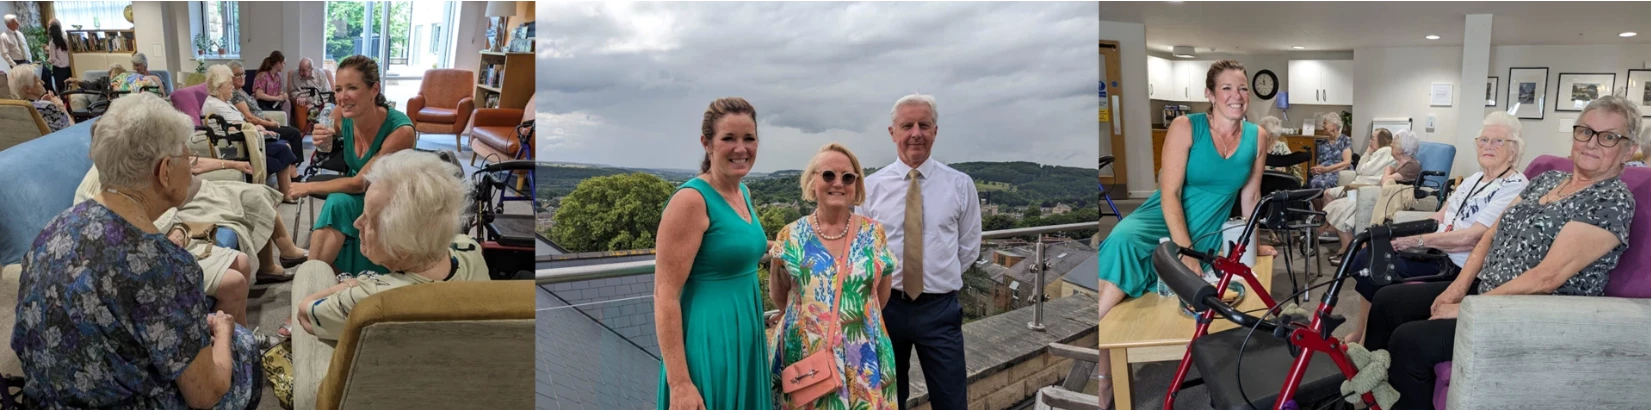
[884,290,967,410]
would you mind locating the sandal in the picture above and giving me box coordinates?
[1328,254,1345,266]
[277,320,293,338]
[279,251,309,269]
[252,327,287,351]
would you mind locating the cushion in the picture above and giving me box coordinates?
[470,125,520,153]
[0,119,96,265]
[171,83,210,127]
[415,106,459,124]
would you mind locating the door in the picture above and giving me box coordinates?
[1100,41,1128,195]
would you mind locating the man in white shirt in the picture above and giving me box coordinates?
[857,93,981,410]
[0,15,30,67]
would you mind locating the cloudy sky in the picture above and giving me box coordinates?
[538,2,1099,173]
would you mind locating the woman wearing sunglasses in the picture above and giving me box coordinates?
[767,143,898,408]
[654,97,771,410]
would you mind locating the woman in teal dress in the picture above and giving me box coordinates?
[286,55,415,276]
[654,97,772,410]
[1093,60,1271,407]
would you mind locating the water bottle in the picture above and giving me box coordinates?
[316,103,336,153]
[1155,238,1175,297]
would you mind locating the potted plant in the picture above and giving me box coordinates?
[216,39,226,56]
[193,33,210,56]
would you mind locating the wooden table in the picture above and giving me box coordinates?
[1096,256,1274,410]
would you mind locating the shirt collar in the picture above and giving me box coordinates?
[887,157,938,180]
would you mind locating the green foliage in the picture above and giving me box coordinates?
[323,2,410,60]
[22,28,45,63]
[1017,207,1101,240]
[982,214,1017,231]
[758,205,802,241]
[548,173,675,252]
[1023,204,1042,218]
[950,162,1096,208]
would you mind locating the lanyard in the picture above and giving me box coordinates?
[1453,167,1512,226]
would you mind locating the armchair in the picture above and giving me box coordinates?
[406,69,475,147]
[1437,155,1651,409]
[0,99,51,152]
[465,94,534,166]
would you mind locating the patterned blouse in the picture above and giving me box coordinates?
[11,201,261,409]
[1310,133,1352,189]
[252,71,283,101]
[230,89,265,117]
[31,99,69,132]
[1476,171,1635,295]
[769,217,899,408]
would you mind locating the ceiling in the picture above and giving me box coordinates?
[1101,2,1651,54]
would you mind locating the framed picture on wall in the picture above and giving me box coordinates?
[1555,72,1615,112]
[1626,69,1651,117]
[1486,76,1499,107]
[1507,67,1548,119]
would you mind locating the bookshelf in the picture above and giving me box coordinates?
[476,51,534,109]
[65,29,137,78]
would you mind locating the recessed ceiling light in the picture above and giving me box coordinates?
[1425,35,1441,40]
[1622,32,1638,38]
[1292,46,1305,50]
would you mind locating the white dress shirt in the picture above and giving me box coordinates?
[0,28,29,66]
[857,157,982,294]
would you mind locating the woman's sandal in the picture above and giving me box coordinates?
[279,251,309,269]
[252,327,287,351]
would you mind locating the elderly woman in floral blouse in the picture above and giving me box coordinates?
[768,143,898,408]
[8,64,72,132]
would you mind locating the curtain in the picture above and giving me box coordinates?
[52,1,133,30]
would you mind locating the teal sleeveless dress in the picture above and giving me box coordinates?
[311,107,413,276]
[657,178,772,410]
[1098,113,1257,297]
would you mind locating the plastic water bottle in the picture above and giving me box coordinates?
[1155,238,1175,297]
[316,103,336,153]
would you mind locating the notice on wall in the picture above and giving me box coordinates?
[1099,108,1110,122]
[1430,83,1454,107]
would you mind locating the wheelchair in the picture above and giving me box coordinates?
[1153,188,1437,410]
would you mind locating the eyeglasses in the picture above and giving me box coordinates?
[232,72,246,78]
[1572,125,1629,147]
[819,170,858,185]
[1475,137,1511,147]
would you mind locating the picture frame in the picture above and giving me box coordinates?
[1626,69,1651,117]
[1554,72,1615,112]
[1507,67,1548,120]
[1485,76,1499,107]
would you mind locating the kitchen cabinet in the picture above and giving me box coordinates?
[1288,59,1355,105]
[1148,57,1213,102]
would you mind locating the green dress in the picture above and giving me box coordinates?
[1097,113,1257,297]
[657,178,771,410]
[311,107,412,276]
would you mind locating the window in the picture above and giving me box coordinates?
[430,25,442,54]
[197,1,240,56]
[54,1,134,30]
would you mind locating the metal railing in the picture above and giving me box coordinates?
[537,221,1101,330]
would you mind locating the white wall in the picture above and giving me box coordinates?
[156,1,324,76]
[1101,20,1154,197]
[132,2,168,72]
[1356,43,1651,176]
[451,1,488,75]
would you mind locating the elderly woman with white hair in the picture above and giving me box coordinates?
[1341,111,1531,343]
[295,150,490,340]
[1366,96,1642,408]
[1308,112,1355,189]
[12,94,261,409]
[7,64,72,131]
[203,64,300,197]
[1321,129,1422,263]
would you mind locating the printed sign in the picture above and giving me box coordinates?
[1099,108,1110,122]
[1099,82,1107,98]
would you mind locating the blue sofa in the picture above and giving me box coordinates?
[0,119,95,265]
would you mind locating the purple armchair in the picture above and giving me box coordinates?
[170,83,210,127]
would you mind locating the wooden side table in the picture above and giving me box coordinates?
[1095,256,1274,410]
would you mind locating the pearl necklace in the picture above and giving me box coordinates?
[811,212,849,240]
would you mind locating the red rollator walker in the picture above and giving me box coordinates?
[1151,188,1437,410]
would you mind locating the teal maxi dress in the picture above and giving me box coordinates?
[311,108,413,276]
[1098,113,1257,297]
[657,178,772,410]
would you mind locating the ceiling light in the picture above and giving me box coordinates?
[1622,32,1638,38]
[1425,35,1440,40]
[1291,46,1305,50]
[1172,46,1196,58]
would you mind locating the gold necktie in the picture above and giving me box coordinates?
[903,168,925,298]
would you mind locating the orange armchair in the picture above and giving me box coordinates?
[465,93,534,166]
[406,69,475,147]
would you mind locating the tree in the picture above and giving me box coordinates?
[758,205,803,241]
[548,173,675,252]
[983,214,1017,232]
[322,2,411,61]
[1024,204,1042,218]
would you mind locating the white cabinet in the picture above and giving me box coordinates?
[1147,56,1175,100]
[1288,59,1355,105]
[1178,60,1212,101]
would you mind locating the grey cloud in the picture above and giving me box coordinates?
[540,1,1099,173]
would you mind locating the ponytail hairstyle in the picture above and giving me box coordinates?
[338,55,389,107]
[699,97,757,173]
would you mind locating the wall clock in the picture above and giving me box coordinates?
[1252,69,1278,100]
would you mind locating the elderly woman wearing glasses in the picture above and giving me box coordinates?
[1341,112,1530,343]
[13,94,261,409]
[1362,96,1642,408]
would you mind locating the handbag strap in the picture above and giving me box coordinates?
[824,216,856,351]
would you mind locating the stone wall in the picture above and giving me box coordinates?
[911,331,1100,410]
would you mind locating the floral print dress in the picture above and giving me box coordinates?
[11,201,261,409]
[1310,133,1352,189]
[770,217,899,409]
